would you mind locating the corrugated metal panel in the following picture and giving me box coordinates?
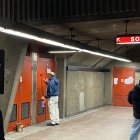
[36,0,40,20]
[93,0,97,15]
[59,0,63,18]
[21,0,25,21]
[14,0,20,21]
[130,0,136,11]
[117,0,123,12]
[111,0,117,13]
[98,0,104,14]
[47,0,52,19]
[136,0,140,10]
[80,0,85,16]
[1,0,4,18]
[11,0,14,20]
[75,0,80,16]
[63,0,68,17]
[30,0,35,20]
[40,0,47,20]
[52,0,57,19]
[104,0,111,14]
[25,0,31,21]
[0,0,140,22]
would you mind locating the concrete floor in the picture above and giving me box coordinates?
[6,106,135,140]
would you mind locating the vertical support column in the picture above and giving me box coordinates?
[56,57,66,118]
[31,52,37,125]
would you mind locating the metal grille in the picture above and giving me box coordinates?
[0,0,140,22]
[38,100,44,115]
[9,104,17,122]
[21,102,30,119]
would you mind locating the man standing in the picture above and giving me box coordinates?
[43,72,60,126]
[128,81,140,140]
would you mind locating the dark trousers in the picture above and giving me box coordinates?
[0,110,5,140]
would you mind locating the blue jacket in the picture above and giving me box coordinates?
[45,76,59,98]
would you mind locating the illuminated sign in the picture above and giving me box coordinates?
[116,35,140,44]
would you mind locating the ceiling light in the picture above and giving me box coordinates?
[48,51,77,53]
[0,27,131,62]
[0,27,81,51]
[81,49,131,62]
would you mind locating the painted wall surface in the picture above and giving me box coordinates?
[104,72,112,105]
[104,61,140,105]
[56,58,66,118]
[0,35,28,130]
[66,71,104,116]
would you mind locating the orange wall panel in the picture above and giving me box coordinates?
[7,56,32,132]
[36,56,55,123]
[112,67,135,107]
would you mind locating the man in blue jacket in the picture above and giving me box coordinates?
[43,72,60,126]
[128,81,140,140]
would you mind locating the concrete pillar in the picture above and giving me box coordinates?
[0,34,28,131]
[31,52,37,125]
[104,72,112,105]
[56,57,67,118]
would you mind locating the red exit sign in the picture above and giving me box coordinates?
[116,35,140,44]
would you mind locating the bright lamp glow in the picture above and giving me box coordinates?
[48,51,77,53]
[0,27,81,51]
[81,49,131,62]
[0,27,131,62]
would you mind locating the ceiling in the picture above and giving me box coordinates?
[35,18,140,68]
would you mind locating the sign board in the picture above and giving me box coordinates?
[116,35,140,44]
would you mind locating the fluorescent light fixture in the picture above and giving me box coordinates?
[81,49,131,62]
[48,51,77,53]
[0,27,81,51]
[0,27,131,62]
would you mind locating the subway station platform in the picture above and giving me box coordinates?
[5,106,134,140]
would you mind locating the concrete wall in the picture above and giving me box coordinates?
[66,71,104,116]
[104,61,140,105]
[56,57,67,118]
[0,34,28,130]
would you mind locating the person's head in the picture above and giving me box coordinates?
[48,71,55,78]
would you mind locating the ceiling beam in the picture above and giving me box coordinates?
[0,18,131,62]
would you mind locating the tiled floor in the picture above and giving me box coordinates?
[5,106,134,140]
